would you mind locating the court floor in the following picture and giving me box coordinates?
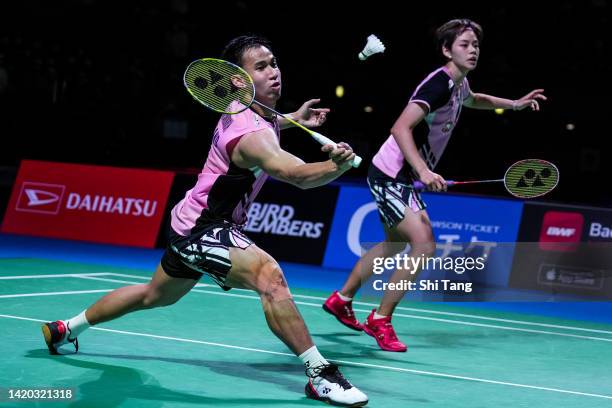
[1,255,612,407]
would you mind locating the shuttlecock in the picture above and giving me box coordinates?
[358,34,385,60]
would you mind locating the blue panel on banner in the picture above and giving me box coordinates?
[323,186,384,269]
[323,188,523,287]
[421,193,524,287]
[422,192,524,241]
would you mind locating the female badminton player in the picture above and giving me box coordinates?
[323,18,547,352]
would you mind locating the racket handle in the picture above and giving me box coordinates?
[311,132,362,168]
[413,180,455,190]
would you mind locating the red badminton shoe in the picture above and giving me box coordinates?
[362,309,407,352]
[323,291,363,331]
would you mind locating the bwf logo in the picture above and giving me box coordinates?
[16,182,66,214]
[546,226,576,237]
[539,211,583,251]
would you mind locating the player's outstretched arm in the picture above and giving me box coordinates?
[464,89,547,111]
[233,128,354,189]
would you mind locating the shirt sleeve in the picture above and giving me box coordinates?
[228,109,268,137]
[217,109,271,160]
[410,71,452,113]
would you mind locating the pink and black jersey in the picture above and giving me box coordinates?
[372,67,471,182]
[171,104,279,236]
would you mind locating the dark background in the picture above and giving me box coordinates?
[1,0,609,213]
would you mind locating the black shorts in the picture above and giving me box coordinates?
[367,164,427,228]
[160,221,253,290]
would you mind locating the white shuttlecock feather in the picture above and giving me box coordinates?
[358,34,385,60]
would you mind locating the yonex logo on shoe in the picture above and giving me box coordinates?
[16,182,66,214]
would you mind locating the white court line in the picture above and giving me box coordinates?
[104,272,612,336]
[101,273,151,280]
[0,289,113,299]
[1,313,611,401]
[378,311,612,343]
[101,273,214,288]
[295,293,612,335]
[90,273,612,342]
[0,273,110,280]
[181,289,612,343]
[71,275,612,343]
[2,272,612,339]
[76,276,153,285]
[76,275,213,289]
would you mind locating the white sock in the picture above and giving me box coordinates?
[337,292,352,302]
[373,311,388,320]
[65,310,91,339]
[299,346,329,374]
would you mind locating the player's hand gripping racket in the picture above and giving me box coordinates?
[184,58,362,168]
[413,159,559,198]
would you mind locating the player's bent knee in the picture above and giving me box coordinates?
[141,287,162,308]
[258,260,293,302]
[142,286,179,308]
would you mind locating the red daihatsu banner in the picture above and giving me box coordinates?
[1,160,175,247]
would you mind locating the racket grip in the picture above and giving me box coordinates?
[413,180,455,190]
[413,181,426,190]
[311,132,362,168]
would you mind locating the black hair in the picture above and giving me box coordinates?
[221,35,273,66]
[436,19,483,57]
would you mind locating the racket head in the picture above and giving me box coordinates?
[183,58,255,114]
[503,159,559,198]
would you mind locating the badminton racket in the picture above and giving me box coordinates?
[413,159,559,198]
[184,58,362,167]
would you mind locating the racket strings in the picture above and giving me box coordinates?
[184,59,254,114]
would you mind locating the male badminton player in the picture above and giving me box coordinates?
[323,19,547,352]
[42,35,368,406]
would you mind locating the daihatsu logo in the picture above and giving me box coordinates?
[16,182,65,214]
[24,189,60,207]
